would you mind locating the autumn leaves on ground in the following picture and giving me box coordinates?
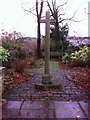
[4,57,89,93]
[60,62,89,92]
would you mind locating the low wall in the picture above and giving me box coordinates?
[0,67,5,94]
[42,52,62,58]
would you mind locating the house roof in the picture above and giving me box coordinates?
[67,36,90,40]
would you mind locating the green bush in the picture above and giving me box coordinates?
[65,45,79,54]
[0,46,10,66]
[2,39,16,50]
[15,47,26,59]
[62,45,89,64]
[4,75,13,91]
[70,45,89,62]
[62,53,71,63]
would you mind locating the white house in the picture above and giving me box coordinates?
[67,36,90,46]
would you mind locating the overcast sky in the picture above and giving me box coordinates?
[0,0,89,37]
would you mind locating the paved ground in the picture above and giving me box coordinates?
[2,61,89,119]
[2,100,88,119]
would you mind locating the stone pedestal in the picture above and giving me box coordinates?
[42,74,52,84]
[35,80,61,91]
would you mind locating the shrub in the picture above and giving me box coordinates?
[15,47,26,59]
[86,48,90,68]
[12,58,27,73]
[62,45,89,66]
[3,75,13,91]
[0,46,10,66]
[1,39,17,51]
[70,45,89,62]
[65,45,79,54]
[62,53,71,63]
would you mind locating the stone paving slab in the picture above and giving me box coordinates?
[54,101,88,118]
[19,109,55,118]
[3,108,20,118]
[79,101,88,117]
[21,101,55,110]
[2,100,88,119]
[2,100,56,118]
[7,101,22,109]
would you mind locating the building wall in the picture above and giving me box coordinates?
[88,1,90,37]
[67,37,90,46]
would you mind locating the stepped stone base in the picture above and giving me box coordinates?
[35,74,62,91]
[42,74,52,84]
[35,83,61,91]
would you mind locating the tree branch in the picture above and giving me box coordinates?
[36,0,39,16]
[22,0,44,17]
[59,8,79,23]
[58,8,66,18]
[59,18,87,23]
[57,0,68,11]
[40,0,44,17]
[21,5,37,16]
[47,1,55,17]
[52,0,56,13]
[29,5,36,11]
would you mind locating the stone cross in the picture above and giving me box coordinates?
[35,11,60,90]
[40,11,55,84]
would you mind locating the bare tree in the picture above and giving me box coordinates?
[36,0,44,58]
[46,0,85,51]
[22,0,44,58]
[22,0,86,54]
[47,0,68,51]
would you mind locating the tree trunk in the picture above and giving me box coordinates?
[55,13,63,51]
[55,18,60,42]
[36,18,42,58]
